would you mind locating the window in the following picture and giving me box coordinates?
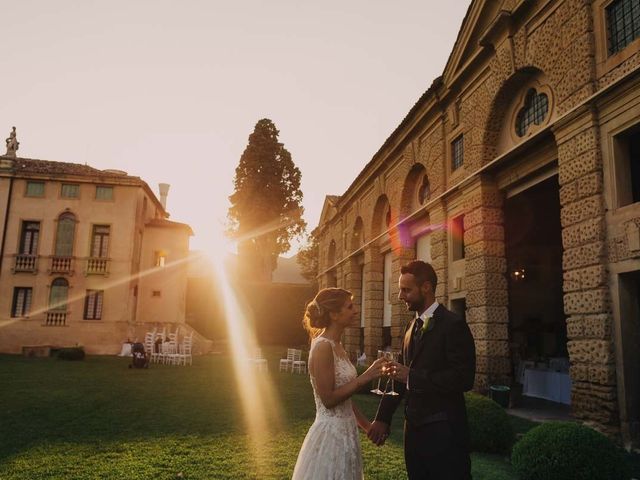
[95,185,113,200]
[452,135,464,170]
[11,287,32,317]
[54,213,76,257]
[154,251,166,267]
[26,181,44,197]
[61,183,79,198]
[49,278,69,312]
[451,215,465,261]
[516,89,549,137]
[19,221,40,255]
[91,225,110,258]
[613,124,640,207]
[84,290,103,320]
[152,290,161,297]
[385,208,392,228]
[416,234,432,263]
[606,0,640,55]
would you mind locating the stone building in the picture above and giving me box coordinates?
[0,134,209,355]
[315,0,640,444]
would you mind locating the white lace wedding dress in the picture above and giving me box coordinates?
[292,336,363,480]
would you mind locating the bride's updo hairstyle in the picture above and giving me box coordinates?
[303,288,352,338]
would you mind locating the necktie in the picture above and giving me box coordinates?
[414,317,424,339]
[410,317,423,360]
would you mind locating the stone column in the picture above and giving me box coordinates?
[343,257,362,354]
[429,200,449,303]
[390,227,415,350]
[363,245,383,357]
[463,176,510,391]
[555,110,618,437]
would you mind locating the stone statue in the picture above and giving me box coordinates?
[5,126,19,157]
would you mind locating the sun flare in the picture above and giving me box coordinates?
[201,228,283,474]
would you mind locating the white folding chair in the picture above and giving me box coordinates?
[176,332,193,366]
[162,340,179,365]
[279,348,296,372]
[144,332,160,363]
[292,349,307,374]
[253,348,268,372]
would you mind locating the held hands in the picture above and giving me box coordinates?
[367,420,390,446]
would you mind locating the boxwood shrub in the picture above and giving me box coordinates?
[511,421,629,480]
[58,347,85,361]
[464,392,515,454]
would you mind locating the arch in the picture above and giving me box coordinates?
[350,217,365,251]
[400,163,428,218]
[49,277,69,311]
[481,67,556,162]
[54,211,77,257]
[371,195,391,238]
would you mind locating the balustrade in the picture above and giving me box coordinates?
[13,254,38,273]
[45,311,67,326]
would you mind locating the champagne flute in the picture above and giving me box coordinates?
[383,351,400,396]
[370,350,385,395]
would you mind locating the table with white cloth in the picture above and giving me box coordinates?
[522,368,572,405]
[118,343,132,357]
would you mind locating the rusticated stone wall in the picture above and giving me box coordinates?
[362,246,384,356]
[463,178,510,390]
[314,0,639,442]
[343,256,363,354]
[555,111,618,436]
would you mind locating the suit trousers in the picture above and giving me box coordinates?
[404,420,472,480]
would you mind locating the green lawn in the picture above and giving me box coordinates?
[0,349,521,479]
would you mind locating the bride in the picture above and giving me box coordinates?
[292,288,387,480]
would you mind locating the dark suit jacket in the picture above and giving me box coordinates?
[375,304,476,444]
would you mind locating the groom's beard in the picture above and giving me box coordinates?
[406,299,426,313]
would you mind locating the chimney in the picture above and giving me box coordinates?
[158,183,170,210]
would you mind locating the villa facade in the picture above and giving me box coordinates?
[0,145,205,355]
[315,0,640,444]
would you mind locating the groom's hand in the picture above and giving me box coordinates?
[388,362,409,383]
[367,421,390,446]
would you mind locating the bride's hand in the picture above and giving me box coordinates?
[360,357,387,383]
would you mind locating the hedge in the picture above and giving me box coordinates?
[511,421,629,480]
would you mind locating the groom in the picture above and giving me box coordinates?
[367,260,476,479]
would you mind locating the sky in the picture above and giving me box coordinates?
[1,0,471,255]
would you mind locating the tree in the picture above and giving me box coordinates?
[228,119,305,281]
[296,228,319,285]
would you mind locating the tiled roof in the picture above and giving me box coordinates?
[11,157,140,180]
[146,218,194,235]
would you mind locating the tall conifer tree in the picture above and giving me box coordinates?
[228,118,305,280]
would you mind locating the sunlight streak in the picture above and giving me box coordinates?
[203,232,283,475]
[230,209,301,245]
[2,255,195,323]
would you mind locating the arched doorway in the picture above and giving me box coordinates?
[505,174,569,408]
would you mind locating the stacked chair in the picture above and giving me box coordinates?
[279,348,296,372]
[279,348,307,374]
[142,325,194,366]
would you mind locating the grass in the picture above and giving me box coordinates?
[0,348,524,479]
